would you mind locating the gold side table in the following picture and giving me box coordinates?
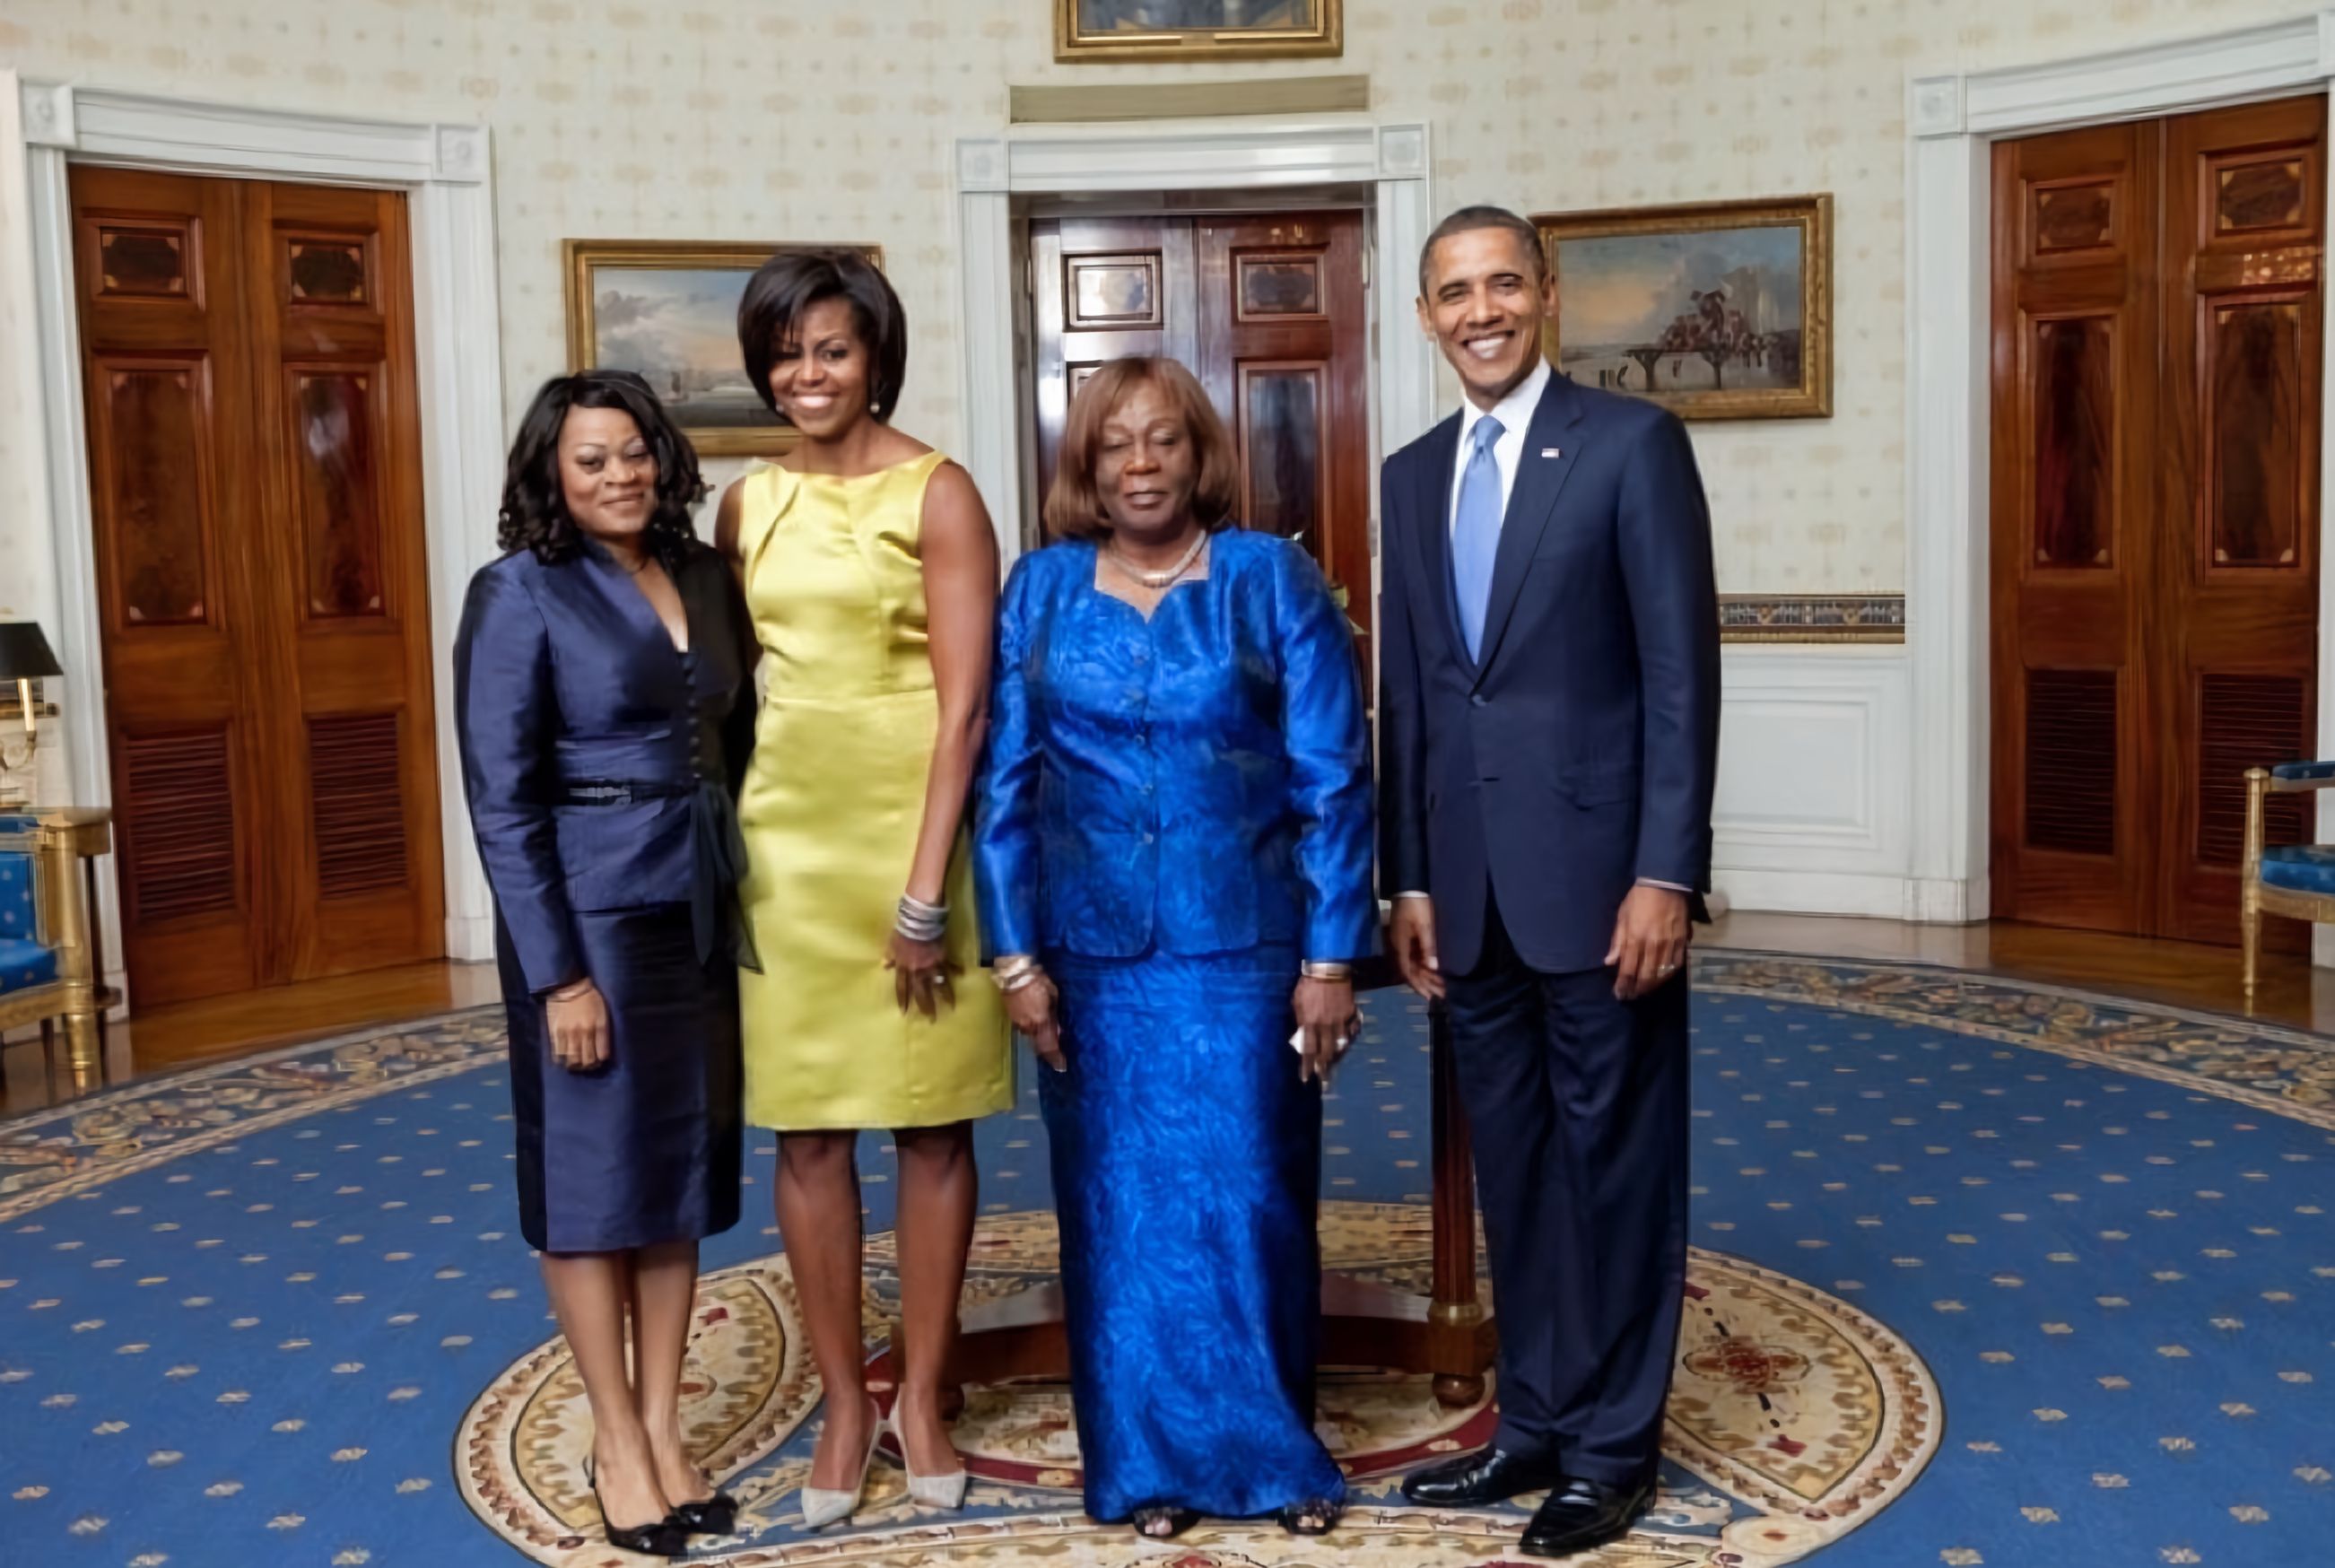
[35,807,113,1089]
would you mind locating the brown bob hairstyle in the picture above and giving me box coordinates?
[1041,356,1242,541]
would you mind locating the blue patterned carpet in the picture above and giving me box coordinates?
[3,954,2333,1567]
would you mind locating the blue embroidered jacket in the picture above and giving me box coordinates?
[974,529,1374,963]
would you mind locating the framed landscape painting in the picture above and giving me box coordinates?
[1057,0,1341,62]
[562,240,884,457]
[1534,196,1833,421]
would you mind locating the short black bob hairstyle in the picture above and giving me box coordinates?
[496,369,706,565]
[736,247,908,424]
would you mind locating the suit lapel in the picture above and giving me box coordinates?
[1471,374,1586,684]
[1407,411,1471,675]
[579,538,686,679]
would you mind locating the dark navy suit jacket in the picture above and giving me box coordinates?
[453,539,755,995]
[1377,370,1721,977]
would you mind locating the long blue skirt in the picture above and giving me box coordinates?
[1043,944,1346,1520]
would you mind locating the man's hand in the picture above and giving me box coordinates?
[1606,884,1689,1000]
[1390,896,1445,1001]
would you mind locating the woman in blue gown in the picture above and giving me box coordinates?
[973,356,1374,1538]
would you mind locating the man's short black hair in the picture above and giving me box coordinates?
[1417,205,1547,298]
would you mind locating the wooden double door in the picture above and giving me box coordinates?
[1029,210,1374,654]
[1991,95,2326,945]
[70,167,444,1006]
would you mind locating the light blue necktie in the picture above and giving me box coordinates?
[1451,414,1504,661]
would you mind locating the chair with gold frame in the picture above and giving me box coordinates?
[0,812,107,1093]
[2241,763,2335,1001]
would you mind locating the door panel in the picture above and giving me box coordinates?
[70,167,443,1006]
[1030,210,1372,654]
[1195,213,1372,654]
[1030,216,1199,503]
[243,180,444,981]
[1990,93,2325,946]
[73,169,264,998]
[2157,95,2324,945]
[1991,121,2158,935]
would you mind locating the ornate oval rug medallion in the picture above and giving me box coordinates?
[456,1204,1934,1565]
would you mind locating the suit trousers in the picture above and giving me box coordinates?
[1442,886,1689,1485]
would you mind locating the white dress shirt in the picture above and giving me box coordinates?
[1398,355,1687,903]
[1446,354,1550,538]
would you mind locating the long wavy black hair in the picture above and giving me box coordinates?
[497,369,706,564]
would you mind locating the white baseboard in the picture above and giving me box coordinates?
[1711,867,1926,922]
[445,912,492,964]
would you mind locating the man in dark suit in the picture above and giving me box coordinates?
[1384,205,1720,1557]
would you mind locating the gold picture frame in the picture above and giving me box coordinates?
[1055,0,1342,63]
[1534,196,1833,422]
[562,240,885,457]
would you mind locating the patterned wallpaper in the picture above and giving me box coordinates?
[0,0,2315,599]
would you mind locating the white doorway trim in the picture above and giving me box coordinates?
[951,118,1436,556]
[13,81,506,984]
[1903,13,2335,928]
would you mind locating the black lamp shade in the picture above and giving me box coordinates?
[0,623,62,682]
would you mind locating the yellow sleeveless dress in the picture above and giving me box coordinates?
[733,453,1011,1130]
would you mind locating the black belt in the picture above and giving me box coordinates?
[553,778,757,972]
[556,779,693,806]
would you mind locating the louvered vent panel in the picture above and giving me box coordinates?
[308,711,408,898]
[2024,669,2118,856]
[2197,674,2309,867]
[119,728,238,924]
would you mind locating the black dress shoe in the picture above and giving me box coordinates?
[1400,1447,1567,1508]
[670,1490,739,1536]
[1520,1476,1652,1558]
[582,1458,689,1558]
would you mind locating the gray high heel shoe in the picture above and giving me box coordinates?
[797,1396,882,1529]
[890,1408,968,1511]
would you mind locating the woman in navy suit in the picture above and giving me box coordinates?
[973,357,1374,1539]
[454,370,754,1557]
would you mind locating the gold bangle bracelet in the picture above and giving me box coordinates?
[1300,962,1353,981]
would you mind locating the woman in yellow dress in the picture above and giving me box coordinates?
[717,248,1011,1528]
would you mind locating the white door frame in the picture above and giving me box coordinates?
[13,81,507,984]
[951,118,1438,556]
[1904,12,2335,928]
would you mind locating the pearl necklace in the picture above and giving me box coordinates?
[1104,531,1207,590]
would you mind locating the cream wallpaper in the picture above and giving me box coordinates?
[0,0,2317,604]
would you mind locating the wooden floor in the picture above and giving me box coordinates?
[4,914,2330,1116]
[0,959,501,1115]
[1708,910,2335,1032]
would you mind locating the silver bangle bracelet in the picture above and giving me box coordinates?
[896,893,948,943]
